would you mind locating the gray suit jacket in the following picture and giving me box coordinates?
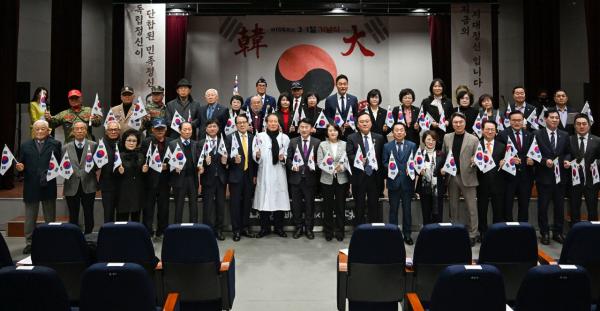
[62,140,98,196]
[442,132,480,187]
[317,140,349,185]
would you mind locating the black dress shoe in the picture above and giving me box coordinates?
[541,234,550,245]
[470,238,476,247]
[404,236,414,245]
[233,232,241,242]
[240,229,256,238]
[336,234,344,242]
[476,234,483,243]
[325,233,333,241]
[306,231,315,240]
[292,227,304,239]
[22,245,32,255]
[275,229,287,238]
[552,233,565,244]
[257,229,270,238]
[216,231,225,241]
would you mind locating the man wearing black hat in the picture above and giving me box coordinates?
[166,78,202,140]
[141,118,172,240]
[111,86,149,132]
[243,77,277,114]
[290,81,305,113]
[144,85,167,131]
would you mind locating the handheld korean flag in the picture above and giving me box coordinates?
[503,105,512,128]
[0,145,16,175]
[113,145,122,172]
[414,148,425,174]
[58,152,73,179]
[387,152,399,179]
[84,144,94,173]
[93,139,109,168]
[307,148,316,171]
[407,151,416,180]
[169,144,187,170]
[340,152,352,175]
[314,111,329,129]
[474,144,486,171]
[170,110,184,133]
[438,109,447,132]
[526,137,542,163]
[292,145,305,169]
[345,106,356,130]
[396,109,406,125]
[46,153,60,181]
[103,109,117,129]
[320,151,335,174]
[501,138,518,176]
[131,96,147,121]
[353,148,365,171]
[217,135,228,157]
[582,101,594,125]
[495,112,505,131]
[472,113,483,138]
[571,159,582,186]
[442,149,457,176]
[367,149,378,171]
[537,106,548,128]
[187,110,192,122]
[385,106,395,128]
[292,105,301,127]
[480,147,496,173]
[145,142,153,164]
[224,114,237,136]
[197,140,213,167]
[417,106,429,130]
[526,109,539,130]
[128,117,142,131]
[591,160,600,184]
[39,91,47,120]
[164,146,173,162]
[149,146,163,173]
[233,75,239,95]
[230,135,239,158]
[333,109,344,127]
[90,93,103,126]
[553,157,561,184]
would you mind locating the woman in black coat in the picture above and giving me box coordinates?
[392,88,421,145]
[453,90,479,134]
[116,129,148,222]
[420,79,453,149]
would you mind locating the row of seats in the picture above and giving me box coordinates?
[0,222,235,311]
[337,221,600,310]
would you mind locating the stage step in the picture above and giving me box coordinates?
[7,216,70,237]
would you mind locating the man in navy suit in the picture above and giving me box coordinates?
[507,86,537,132]
[383,122,416,244]
[243,77,277,113]
[553,89,577,135]
[324,74,358,138]
[534,109,571,245]
[198,89,228,139]
[497,110,535,222]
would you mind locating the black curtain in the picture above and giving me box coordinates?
[111,4,124,109]
[586,0,600,135]
[0,0,19,189]
[428,15,452,97]
[50,0,82,113]
[523,0,561,100]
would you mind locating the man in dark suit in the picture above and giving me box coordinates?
[243,77,277,113]
[534,109,571,245]
[166,78,202,140]
[553,89,577,135]
[287,118,321,239]
[290,81,306,113]
[141,118,172,240]
[382,122,417,244]
[247,95,266,134]
[15,120,61,254]
[346,112,385,225]
[508,86,537,132]
[324,74,358,138]
[62,122,97,235]
[169,122,201,224]
[497,110,535,222]
[227,114,257,241]
[198,88,228,139]
[476,121,506,241]
[198,119,228,240]
[569,113,600,224]
[98,121,121,223]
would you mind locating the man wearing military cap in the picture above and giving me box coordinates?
[110,85,150,132]
[290,81,305,113]
[166,78,201,140]
[144,85,167,131]
[45,89,102,143]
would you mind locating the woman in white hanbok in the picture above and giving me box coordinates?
[253,113,291,237]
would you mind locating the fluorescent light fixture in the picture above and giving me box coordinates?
[330,7,347,13]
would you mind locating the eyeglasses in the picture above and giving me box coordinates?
[106,128,119,132]
[236,121,248,125]
[125,139,138,143]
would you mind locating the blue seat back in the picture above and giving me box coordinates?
[413,223,472,265]
[96,222,158,267]
[348,224,405,265]
[0,233,12,268]
[559,221,600,264]
[515,265,591,311]
[0,265,70,311]
[32,223,91,264]
[161,223,220,269]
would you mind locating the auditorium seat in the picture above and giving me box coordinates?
[0,265,71,311]
[337,223,407,311]
[514,265,591,311]
[409,223,472,306]
[557,221,600,303]
[478,222,538,302]
[32,223,93,302]
[0,233,13,268]
[79,262,179,311]
[161,223,235,311]
[405,264,507,311]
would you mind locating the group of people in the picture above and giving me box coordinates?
[17,74,596,255]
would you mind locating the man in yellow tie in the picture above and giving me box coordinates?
[227,114,258,241]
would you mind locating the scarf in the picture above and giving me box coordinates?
[267,129,280,165]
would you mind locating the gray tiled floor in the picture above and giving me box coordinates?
[3,230,563,310]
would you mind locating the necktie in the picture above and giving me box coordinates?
[550,132,556,152]
[515,131,522,151]
[36,141,43,153]
[184,140,190,147]
[241,134,248,171]
[364,135,372,176]
[397,142,403,155]
[303,140,308,158]
[341,96,346,114]
[207,105,214,119]
[77,142,83,149]
[486,142,493,154]
[294,98,299,112]
[580,136,585,157]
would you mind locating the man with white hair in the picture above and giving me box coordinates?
[199,88,228,138]
[15,120,62,254]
